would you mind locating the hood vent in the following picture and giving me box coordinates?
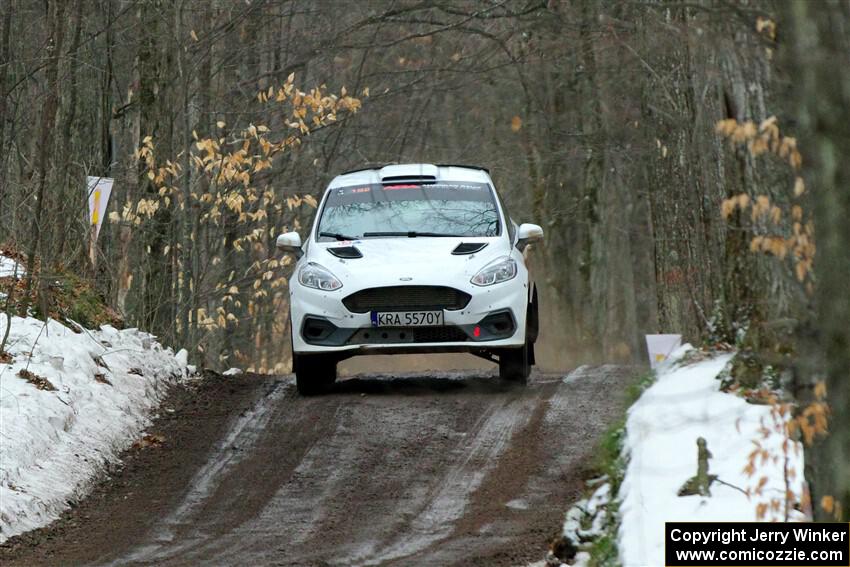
[327,246,363,259]
[451,242,488,255]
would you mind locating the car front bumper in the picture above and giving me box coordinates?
[290,277,529,356]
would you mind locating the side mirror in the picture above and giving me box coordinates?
[517,223,544,250]
[276,231,303,258]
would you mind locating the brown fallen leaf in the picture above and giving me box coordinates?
[132,433,166,450]
[17,369,57,391]
[94,372,112,386]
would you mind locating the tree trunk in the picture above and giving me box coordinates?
[22,0,67,316]
[54,0,84,265]
[0,0,12,224]
[114,1,146,317]
[783,0,850,521]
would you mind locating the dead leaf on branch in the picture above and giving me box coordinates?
[510,115,522,132]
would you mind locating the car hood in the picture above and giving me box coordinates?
[306,237,511,288]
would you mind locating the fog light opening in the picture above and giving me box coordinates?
[302,317,339,344]
[475,311,515,339]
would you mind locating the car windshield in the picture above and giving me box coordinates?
[316,181,500,241]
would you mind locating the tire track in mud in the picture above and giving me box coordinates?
[0,367,634,567]
[352,394,538,566]
[115,379,333,564]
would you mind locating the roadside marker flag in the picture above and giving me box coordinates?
[87,176,114,240]
[86,176,114,267]
[645,334,682,368]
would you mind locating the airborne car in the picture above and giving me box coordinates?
[277,164,543,394]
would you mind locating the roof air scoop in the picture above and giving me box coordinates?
[379,164,439,185]
[327,246,363,259]
[451,242,488,255]
[381,175,436,185]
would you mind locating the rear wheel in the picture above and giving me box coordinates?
[499,342,530,384]
[293,353,337,395]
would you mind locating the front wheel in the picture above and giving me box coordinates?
[499,342,530,384]
[293,353,337,395]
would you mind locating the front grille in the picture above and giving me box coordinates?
[343,286,471,313]
[412,326,467,343]
[346,326,468,345]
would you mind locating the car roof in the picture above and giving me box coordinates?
[328,163,492,189]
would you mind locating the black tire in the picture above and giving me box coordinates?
[293,353,337,395]
[527,288,539,366]
[499,292,537,384]
[527,285,540,345]
[499,342,530,384]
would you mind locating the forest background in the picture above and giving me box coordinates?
[0,0,847,522]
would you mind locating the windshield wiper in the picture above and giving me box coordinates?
[319,231,360,241]
[362,231,462,238]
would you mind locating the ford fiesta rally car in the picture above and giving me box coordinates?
[277,163,543,394]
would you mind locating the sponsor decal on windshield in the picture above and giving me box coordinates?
[383,184,420,190]
[430,182,483,190]
[336,182,486,194]
[337,186,372,195]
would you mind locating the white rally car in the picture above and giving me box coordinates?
[277,164,543,394]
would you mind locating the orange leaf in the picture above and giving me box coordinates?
[822,495,835,514]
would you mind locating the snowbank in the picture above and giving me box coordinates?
[0,255,25,278]
[618,346,805,566]
[0,314,188,542]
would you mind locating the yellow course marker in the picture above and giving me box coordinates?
[92,189,101,225]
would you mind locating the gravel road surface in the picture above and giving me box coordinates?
[0,365,633,566]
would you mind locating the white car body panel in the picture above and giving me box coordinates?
[288,164,536,359]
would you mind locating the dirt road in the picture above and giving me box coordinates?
[0,365,633,566]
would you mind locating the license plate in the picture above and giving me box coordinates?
[371,310,444,327]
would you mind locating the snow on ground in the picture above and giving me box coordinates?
[618,346,806,567]
[553,479,611,566]
[0,314,189,542]
[0,255,25,278]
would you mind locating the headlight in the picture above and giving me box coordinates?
[299,262,343,291]
[471,257,517,286]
